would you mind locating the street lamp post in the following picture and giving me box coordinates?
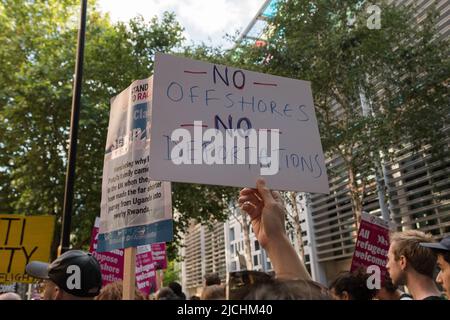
[60,0,87,254]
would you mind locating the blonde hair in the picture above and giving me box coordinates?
[390,230,437,278]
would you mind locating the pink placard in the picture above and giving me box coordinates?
[350,213,391,283]
[136,246,157,295]
[90,218,158,295]
[151,243,167,270]
[89,223,124,286]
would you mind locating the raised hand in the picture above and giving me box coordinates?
[238,178,311,281]
[238,178,286,249]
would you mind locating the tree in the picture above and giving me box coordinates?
[0,0,237,258]
[282,192,306,261]
[228,201,253,270]
[162,259,180,286]
[0,0,83,255]
[238,0,449,225]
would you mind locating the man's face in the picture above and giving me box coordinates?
[436,254,450,298]
[42,280,59,300]
[386,242,406,286]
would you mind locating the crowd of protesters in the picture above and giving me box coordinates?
[1,178,448,301]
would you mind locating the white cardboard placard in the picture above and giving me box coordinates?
[149,53,329,193]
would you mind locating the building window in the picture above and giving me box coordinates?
[230,244,235,255]
[266,261,272,270]
[229,227,235,241]
[253,255,259,266]
[254,240,260,251]
[231,261,237,272]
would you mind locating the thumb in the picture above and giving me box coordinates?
[256,178,274,203]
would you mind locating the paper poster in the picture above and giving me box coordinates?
[0,215,55,284]
[149,53,329,193]
[98,77,173,252]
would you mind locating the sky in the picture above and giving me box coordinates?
[97,0,266,48]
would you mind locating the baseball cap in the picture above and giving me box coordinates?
[26,250,102,297]
[420,236,450,252]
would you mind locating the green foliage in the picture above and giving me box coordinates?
[266,0,448,156]
[0,0,235,258]
[234,0,449,216]
[162,259,180,286]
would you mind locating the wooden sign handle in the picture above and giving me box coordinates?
[123,247,136,300]
[155,269,164,291]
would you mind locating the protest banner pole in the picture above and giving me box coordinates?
[155,269,163,291]
[159,269,164,289]
[27,284,32,300]
[154,270,159,291]
[123,247,136,300]
[60,0,87,254]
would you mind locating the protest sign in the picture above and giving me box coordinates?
[89,218,124,286]
[98,77,173,253]
[350,212,391,283]
[136,245,157,295]
[0,215,55,284]
[149,53,329,193]
[89,218,157,295]
[151,242,167,270]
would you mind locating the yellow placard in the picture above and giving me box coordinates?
[0,214,55,284]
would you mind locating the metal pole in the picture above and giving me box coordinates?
[60,0,87,254]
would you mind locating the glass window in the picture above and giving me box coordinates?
[253,255,259,266]
[246,19,268,39]
[254,240,260,251]
[229,227,235,241]
[262,0,278,18]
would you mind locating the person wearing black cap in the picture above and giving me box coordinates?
[420,236,450,299]
[26,250,102,300]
